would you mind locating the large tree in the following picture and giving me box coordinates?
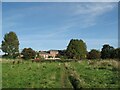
[101,44,114,59]
[66,39,87,60]
[1,31,19,58]
[21,48,36,60]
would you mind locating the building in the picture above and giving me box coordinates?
[39,50,59,59]
[39,51,50,58]
[49,50,59,58]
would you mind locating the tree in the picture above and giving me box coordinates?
[112,48,120,59]
[87,49,101,59]
[1,31,19,58]
[116,48,120,59]
[66,39,87,60]
[101,44,114,59]
[56,50,67,59]
[21,48,36,60]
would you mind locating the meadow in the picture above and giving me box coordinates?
[1,58,120,88]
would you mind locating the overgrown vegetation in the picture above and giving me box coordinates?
[2,59,120,88]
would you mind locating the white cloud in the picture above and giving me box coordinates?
[68,2,117,28]
[74,3,116,16]
[3,2,117,30]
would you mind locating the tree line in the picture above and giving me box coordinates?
[1,31,120,60]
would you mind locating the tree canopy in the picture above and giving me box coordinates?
[1,31,19,58]
[66,39,87,60]
[21,48,36,60]
[87,49,101,59]
[112,48,120,59]
[101,44,114,59]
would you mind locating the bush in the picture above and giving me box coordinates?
[87,49,101,59]
[21,48,36,60]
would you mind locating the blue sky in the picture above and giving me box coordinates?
[2,2,118,52]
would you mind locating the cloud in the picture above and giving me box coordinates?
[3,2,117,30]
[68,2,117,28]
[73,3,116,16]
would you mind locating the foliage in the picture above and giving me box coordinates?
[116,48,120,59]
[48,56,53,58]
[101,44,114,59]
[112,48,120,59]
[21,48,36,60]
[87,49,101,59]
[66,39,87,60]
[1,31,19,59]
[36,52,44,60]
[56,50,67,59]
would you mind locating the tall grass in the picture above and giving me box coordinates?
[2,59,120,88]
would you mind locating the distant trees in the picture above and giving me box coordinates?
[1,31,19,58]
[1,31,119,61]
[101,44,120,60]
[112,48,120,59]
[21,48,36,60]
[87,49,101,59]
[66,39,87,60]
[116,48,120,59]
[56,50,67,59]
[101,44,114,59]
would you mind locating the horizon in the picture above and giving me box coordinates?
[1,2,118,54]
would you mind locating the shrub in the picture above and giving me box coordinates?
[21,48,36,60]
[87,49,101,59]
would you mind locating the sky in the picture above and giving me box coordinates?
[1,2,118,53]
[2,0,120,2]
[0,2,1,38]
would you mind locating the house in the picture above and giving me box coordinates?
[49,50,59,58]
[39,51,50,58]
[39,50,59,59]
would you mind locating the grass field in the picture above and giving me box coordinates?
[1,59,120,88]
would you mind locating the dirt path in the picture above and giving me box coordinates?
[61,63,73,88]
[61,63,66,88]
[63,62,83,89]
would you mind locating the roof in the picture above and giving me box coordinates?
[49,50,58,52]
[39,51,49,55]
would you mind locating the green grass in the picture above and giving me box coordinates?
[69,60,120,88]
[2,59,120,88]
[2,61,63,88]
